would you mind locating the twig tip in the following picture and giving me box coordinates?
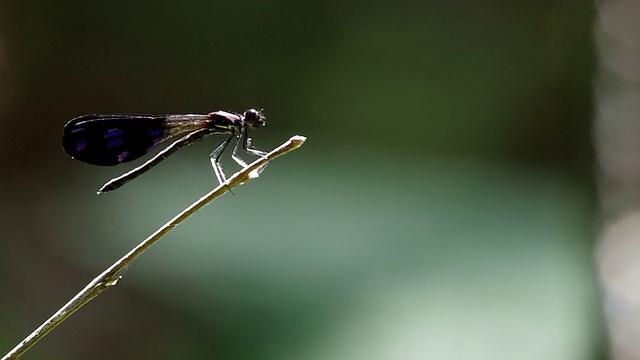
[290,135,307,143]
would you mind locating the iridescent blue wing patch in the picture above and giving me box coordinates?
[62,114,169,166]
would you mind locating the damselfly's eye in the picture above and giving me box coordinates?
[243,109,266,128]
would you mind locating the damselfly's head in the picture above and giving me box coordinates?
[243,109,267,128]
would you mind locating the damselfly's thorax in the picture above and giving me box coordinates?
[200,111,239,134]
[162,109,267,136]
[202,109,267,134]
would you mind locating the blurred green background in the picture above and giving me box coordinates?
[0,1,604,359]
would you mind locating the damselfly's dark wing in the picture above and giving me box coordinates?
[62,114,171,166]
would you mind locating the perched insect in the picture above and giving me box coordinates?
[62,109,267,194]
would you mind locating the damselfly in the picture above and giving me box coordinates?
[62,109,267,194]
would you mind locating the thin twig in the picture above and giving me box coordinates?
[2,135,307,360]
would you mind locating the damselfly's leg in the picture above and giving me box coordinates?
[243,129,269,175]
[230,129,249,168]
[244,136,267,157]
[209,133,235,185]
[231,127,268,169]
[98,128,211,194]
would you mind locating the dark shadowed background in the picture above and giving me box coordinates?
[0,1,605,359]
